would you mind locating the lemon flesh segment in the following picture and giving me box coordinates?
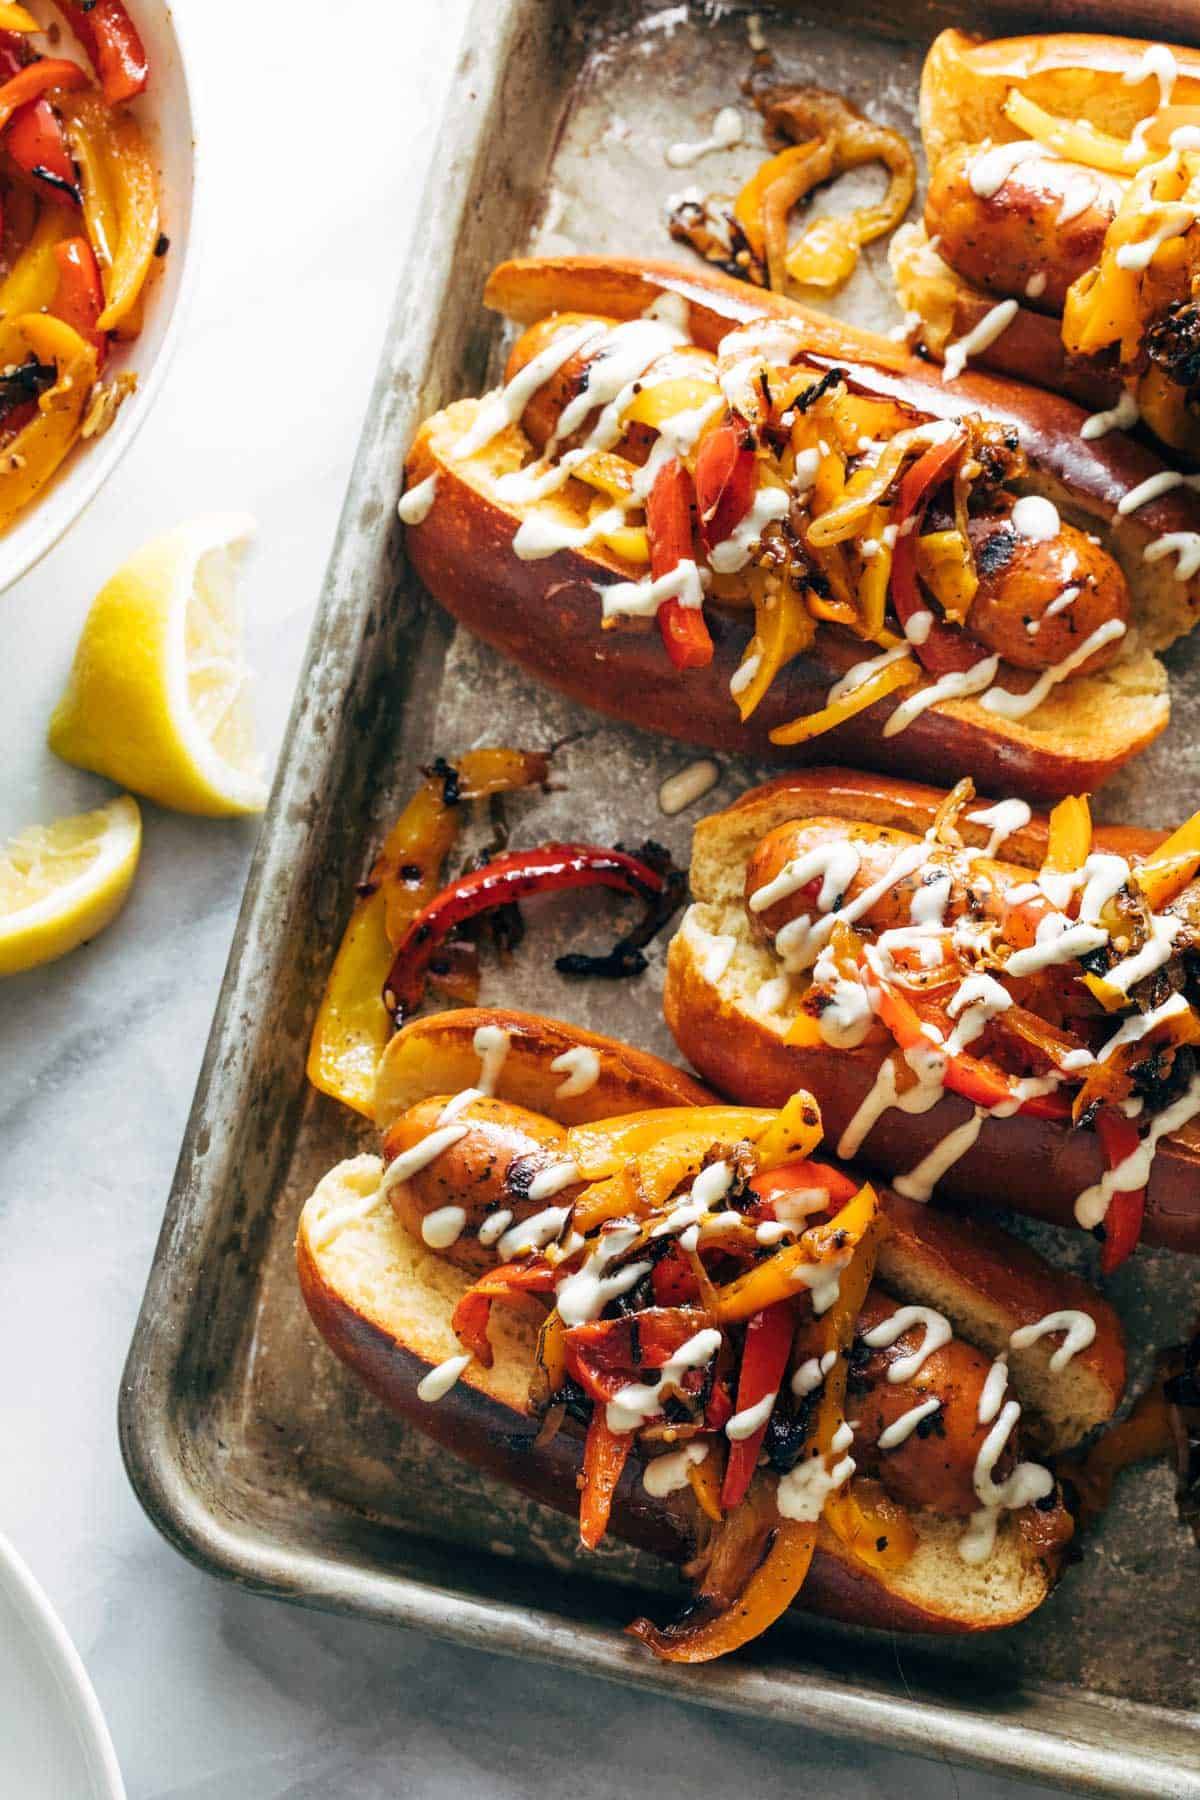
[0,794,142,976]
[48,513,267,818]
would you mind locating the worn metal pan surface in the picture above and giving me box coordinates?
[121,2,1200,1791]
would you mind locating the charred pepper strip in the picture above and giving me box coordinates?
[1095,1108,1146,1275]
[888,431,990,677]
[720,1300,796,1510]
[694,420,757,554]
[580,1413,632,1549]
[383,842,672,1024]
[0,57,86,133]
[52,236,106,361]
[645,456,713,670]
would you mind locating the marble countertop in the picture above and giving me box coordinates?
[0,4,1070,1794]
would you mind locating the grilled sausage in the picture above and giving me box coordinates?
[965,500,1130,672]
[925,143,1122,315]
[383,1096,582,1273]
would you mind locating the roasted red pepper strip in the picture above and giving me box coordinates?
[382,841,667,1024]
[888,431,990,677]
[565,1308,704,1404]
[1095,1108,1146,1274]
[580,1411,632,1549]
[749,1158,859,1216]
[449,1260,556,1367]
[0,58,86,134]
[57,0,148,104]
[645,455,713,670]
[650,1243,699,1307]
[694,420,756,553]
[53,236,106,360]
[8,98,81,203]
[867,962,1071,1122]
[720,1300,795,1510]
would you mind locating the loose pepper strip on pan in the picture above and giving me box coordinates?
[1094,1107,1146,1275]
[56,0,148,105]
[720,1299,796,1510]
[382,842,672,1025]
[645,455,712,669]
[306,748,549,1117]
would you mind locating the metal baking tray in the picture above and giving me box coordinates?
[121,1,1200,1791]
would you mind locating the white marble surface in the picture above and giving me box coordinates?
[0,3,1070,1794]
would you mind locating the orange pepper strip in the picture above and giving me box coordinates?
[1135,809,1200,909]
[0,58,85,134]
[1044,794,1092,876]
[450,1261,556,1368]
[580,1412,633,1549]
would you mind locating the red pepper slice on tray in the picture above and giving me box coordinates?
[720,1299,795,1510]
[1095,1107,1146,1274]
[57,0,148,104]
[645,455,713,670]
[889,431,991,677]
[694,420,756,554]
[381,841,680,1024]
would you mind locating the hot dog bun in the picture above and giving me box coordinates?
[402,256,1200,798]
[665,768,1200,1255]
[298,1008,1125,1638]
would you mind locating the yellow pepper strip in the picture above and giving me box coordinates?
[1044,794,1092,876]
[1003,90,1135,175]
[915,528,977,624]
[0,314,96,534]
[733,141,817,261]
[623,376,721,430]
[714,1182,879,1322]
[571,450,637,502]
[732,576,816,723]
[307,748,549,1115]
[565,1106,778,1181]
[0,204,73,318]
[687,1446,726,1522]
[784,1010,826,1047]
[823,1478,917,1573]
[855,504,893,640]
[769,652,917,747]
[755,1089,824,1169]
[535,1308,568,1397]
[1135,809,1200,909]
[0,4,39,30]
[59,90,159,332]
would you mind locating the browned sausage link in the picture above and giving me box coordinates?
[925,143,1122,316]
[964,500,1130,673]
[847,1290,1010,1517]
[382,1096,581,1272]
[505,312,716,458]
[742,815,1054,948]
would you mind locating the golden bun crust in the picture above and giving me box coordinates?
[921,29,1200,170]
[297,1152,1111,1635]
[665,767,1200,1255]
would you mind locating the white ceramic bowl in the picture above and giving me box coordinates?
[0,0,198,592]
[0,1528,125,1798]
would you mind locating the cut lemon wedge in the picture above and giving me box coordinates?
[48,514,267,817]
[0,794,141,976]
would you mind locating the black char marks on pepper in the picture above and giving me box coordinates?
[423,755,462,807]
[555,839,688,983]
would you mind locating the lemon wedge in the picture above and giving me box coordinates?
[48,514,267,817]
[0,794,142,976]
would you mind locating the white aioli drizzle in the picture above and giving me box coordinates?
[665,106,744,168]
[526,1162,581,1202]
[551,1045,601,1098]
[749,839,861,914]
[450,321,605,462]
[421,1205,468,1249]
[1057,170,1098,225]
[497,1204,571,1260]
[877,1396,942,1449]
[1010,495,1060,543]
[659,757,720,815]
[883,656,1000,737]
[606,1328,723,1433]
[861,1305,953,1382]
[555,1224,651,1327]
[708,484,790,573]
[792,1349,838,1396]
[473,1023,511,1095]
[1025,271,1048,299]
[1009,1309,1097,1373]
[774,841,930,974]
[1081,389,1139,440]
[980,619,1126,720]
[1144,531,1200,581]
[827,642,913,705]
[777,1421,856,1520]
[600,559,707,620]
[942,299,1019,382]
[397,472,438,524]
[380,1123,469,1194]
[697,931,737,983]
[726,1390,777,1440]
[417,1352,472,1403]
[959,1399,1054,1565]
[1123,42,1178,109]
[967,798,1032,858]
[643,1442,708,1497]
[968,138,1046,198]
[478,1209,513,1248]
[1117,468,1200,515]
[1074,1073,1200,1228]
[978,1354,1009,1426]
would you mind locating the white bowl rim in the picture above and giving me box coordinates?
[0,1526,126,1800]
[0,0,202,594]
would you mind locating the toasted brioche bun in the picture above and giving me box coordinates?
[402,257,1200,797]
[665,767,1200,1255]
[297,1009,1125,1637]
